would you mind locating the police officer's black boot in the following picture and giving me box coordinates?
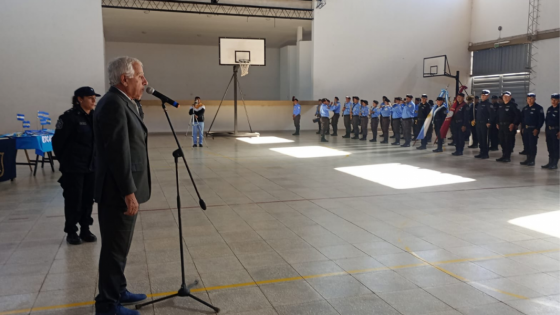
[526,155,535,166]
[293,127,300,136]
[369,137,376,142]
[321,136,328,143]
[520,157,530,165]
[519,150,526,155]
[80,229,97,242]
[541,158,552,168]
[67,232,82,245]
[549,158,558,169]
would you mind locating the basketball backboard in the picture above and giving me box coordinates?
[423,55,450,77]
[219,38,266,66]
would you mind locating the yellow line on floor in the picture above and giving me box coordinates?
[1,247,557,315]
[405,247,528,300]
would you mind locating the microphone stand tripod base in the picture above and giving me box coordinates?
[207,131,260,139]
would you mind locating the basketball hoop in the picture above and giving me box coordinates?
[238,59,250,77]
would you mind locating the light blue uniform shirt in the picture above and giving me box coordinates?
[293,103,301,116]
[320,104,330,117]
[402,101,415,119]
[343,102,352,115]
[360,105,369,117]
[352,103,361,116]
[380,103,392,117]
[371,107,381,118]
[392,104,403,119]
[413,104,419,118]
[331,102,341,114]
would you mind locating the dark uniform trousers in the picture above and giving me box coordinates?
[331,113,340,135]
[352,116,360,138]
[293,115,301,133]
[420,122,433,147]
[60,172,95,233]
[546,127,560,159]
[370,117,379,140]
[476,123,489,156]
[343,115,351,136]
[360,117,368,138]
[522,128,539,156]
[449,120,456,140]
[392,118,401,141]
[499,123,516,158]
[321,117,330,137]
[489,125,500,149]
[435,127,444,149]
[402,118,413,144]
[413,119,421,139]
[470,124,478,145]
[454,121,470,153]
[381,117,390,142]
[96,206,137,310]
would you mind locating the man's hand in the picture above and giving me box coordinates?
[533,129,538,136]
[195,115,198,119]
[509,123,514,132]
[521,129,524,134]
[486,123,490,128]
[461,126,466,132]
[496,124,499,130]
[124,193,139,216]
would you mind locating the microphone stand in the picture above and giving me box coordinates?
[135,101,220,313]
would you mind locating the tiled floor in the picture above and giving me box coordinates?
[1,131,559,315]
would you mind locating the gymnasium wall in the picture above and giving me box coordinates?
[0,0,105,134]
[312,0,473,101]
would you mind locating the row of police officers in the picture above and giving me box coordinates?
[292,92,559,169]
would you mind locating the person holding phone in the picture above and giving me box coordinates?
[189,96,205,147]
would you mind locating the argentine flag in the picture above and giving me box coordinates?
[17,114,25,121]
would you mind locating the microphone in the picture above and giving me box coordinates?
[146,87,180,108]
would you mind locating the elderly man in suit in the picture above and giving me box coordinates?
[94,56,151,315]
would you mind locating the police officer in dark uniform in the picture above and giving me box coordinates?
[467,96,479,149]
[416,94,432,149]
[451,93,471,156]
[52,87,99,245]
[495,91,521,163]
[432,96,448,152]
[489,95,500,150]
[474,90,494,159]
[519,93,545,166]
[542,93,560,169]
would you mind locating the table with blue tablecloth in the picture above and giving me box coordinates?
[0,130,56,176]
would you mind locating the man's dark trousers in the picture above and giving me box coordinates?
[96,206,137,311]
[331,113,339,135]
[381,117,390,142]
[392,118,401,142]
[61,172,95,233]
[522,128,539,156]
[499,124,515,158]
[352,116,360,138]
[476,123,489,156]
[343,115,351,136]
[402,118,412,144]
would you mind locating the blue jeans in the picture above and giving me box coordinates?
[193,122,204,145]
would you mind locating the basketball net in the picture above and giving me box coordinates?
[239,59,250,77]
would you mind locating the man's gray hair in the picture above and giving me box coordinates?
[108,56,143,86]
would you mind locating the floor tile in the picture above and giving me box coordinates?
[259,280,323,307]
[426,283,498,309]
[377,288,453,315]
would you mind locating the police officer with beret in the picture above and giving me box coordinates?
[519,93,545,166]
[542,93,560,169]
[52,87,99,245]
[495,91,521,162]
[451,93,471,156]
[474,90,494,159]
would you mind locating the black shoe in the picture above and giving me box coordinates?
[480,155,489,159]
[448,136,453,140]
[380,141,388,144]
[526,160,535,166]
[549,160,558,169]
[433,148,443,152]
[490,147,499,151]
[316,131,321,134]
[292,133,300,136]
[417,146,426,150]
[448,142,456,146]
[474,154,482,158]
[390,135,395,138]
[80,230,97,243]
[331,133,338,136]
[520,160,529,165]
[496,157,505,162]
[369,139,377,142]
[380,134,385,137]
[342,135,350,138]
[542,158,552,168]
[468,144,478,149]
[67,233,82,245]
[391,142,400,145]
[199,144,203,148]
[452,151,463,156]
[321,137,328,142]
[360,137,367,141]
[400,144,410,147]
[502,158,511,162]
[519,151,526,155]
[351,137,359,139]
[193,144,197,147]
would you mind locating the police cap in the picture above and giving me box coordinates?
[552,93,560,100]
[74,86,101,97]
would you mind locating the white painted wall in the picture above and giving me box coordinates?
[105,42,280,100]
[312,0,472,101]
[297,41,314,100]
[533,38,560,109]
[0,0,105,134]
[470,0,560,43]
[279,45,297,100]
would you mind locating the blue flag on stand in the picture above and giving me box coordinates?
[38,111,49,118]
[22,120,31,129]
[17,114,25,121]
